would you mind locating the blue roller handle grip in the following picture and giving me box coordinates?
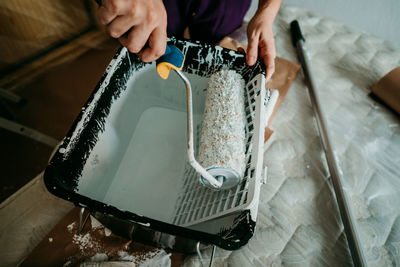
[156,45,184,67]
[164,45,171,55]
[156,45,185,79]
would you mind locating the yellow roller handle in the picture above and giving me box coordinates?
[156,45,185,79]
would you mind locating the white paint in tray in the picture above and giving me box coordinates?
[76,69,208,223]
[103,107,200,222]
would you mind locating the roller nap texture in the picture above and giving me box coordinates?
[198,69,247,184]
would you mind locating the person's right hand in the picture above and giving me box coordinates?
[97,0,167,62]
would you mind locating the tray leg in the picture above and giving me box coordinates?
[77,207,90,235]
[196,242,216,267]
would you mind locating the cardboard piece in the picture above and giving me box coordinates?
[218,37,301,142]
[371,66,400,115]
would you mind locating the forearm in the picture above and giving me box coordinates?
[257,0,282,23]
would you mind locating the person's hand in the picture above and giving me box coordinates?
[97,0,167,62]
[246,0,282,81]
[247,9,276,81]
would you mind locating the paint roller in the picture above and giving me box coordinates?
[156,46,246,190]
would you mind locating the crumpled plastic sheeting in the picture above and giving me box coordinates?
[79,249,172,267]
[184,5,400,267]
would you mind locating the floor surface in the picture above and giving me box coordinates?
[0,38,120,202]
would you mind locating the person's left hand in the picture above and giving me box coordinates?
[246,9,276,81]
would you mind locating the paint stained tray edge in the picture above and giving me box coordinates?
[43,38,266,251]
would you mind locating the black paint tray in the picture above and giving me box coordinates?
[44,38,268,252]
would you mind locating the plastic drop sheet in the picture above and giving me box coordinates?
[184,5,400,267]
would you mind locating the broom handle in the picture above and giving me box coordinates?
[290,20,367,267]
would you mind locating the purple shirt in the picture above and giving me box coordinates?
[163,0,251,43]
